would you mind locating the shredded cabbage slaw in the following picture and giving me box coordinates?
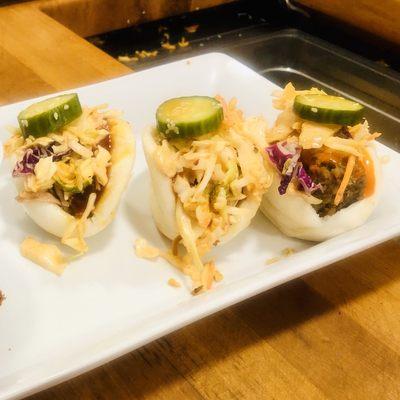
[266,83,381,206]
[4,104,120,253]
[152,96,272,294]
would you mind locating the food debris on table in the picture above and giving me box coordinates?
[184,24,199,33]
[118,24,195,64]
[178,37,189,48]
[118,55,139,63]
[135,50,158,58]
[0,290,5,306]
[118,49,158,63]
[161,41,176,51]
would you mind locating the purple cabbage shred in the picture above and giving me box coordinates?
[12,144,70,177]
[265,141,322,195]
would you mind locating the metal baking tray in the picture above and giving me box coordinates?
[226,29,400,150]
[113,28,400,150]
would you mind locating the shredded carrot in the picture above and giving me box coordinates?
[334,155,356,206]
[214,95,233,127]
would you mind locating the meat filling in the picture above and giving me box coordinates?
[301,148,366,217]
[51,133,112,218]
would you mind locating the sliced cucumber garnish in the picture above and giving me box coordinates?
[156,96,223,139]
[293,94,364,126]
[18,93,82,138]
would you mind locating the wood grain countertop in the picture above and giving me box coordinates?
[1,1,400,399]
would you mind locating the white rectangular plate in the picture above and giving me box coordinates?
[1,53,399,400]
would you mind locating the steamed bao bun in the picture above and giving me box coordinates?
[17,117,135,240]
[260,83,381,242]
[260,147,380,241]
[142,126,263,245]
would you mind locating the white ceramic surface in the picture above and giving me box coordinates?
[0,53,399,400]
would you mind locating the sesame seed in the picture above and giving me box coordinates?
[64,104,70,110]
[54,112,59,120]
[311,107,318,113]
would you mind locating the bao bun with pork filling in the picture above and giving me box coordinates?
[4,93,135,252]
[143,96,271,293]
[260,83,380,241]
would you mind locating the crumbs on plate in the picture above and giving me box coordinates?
[266,247,296,265]
[134,238,160,259]
[168,278,181,288]
[118,49,158,64]
[134,238,223,295]
[20,237,68,275]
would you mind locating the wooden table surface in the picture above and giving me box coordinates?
[1,2,400,399]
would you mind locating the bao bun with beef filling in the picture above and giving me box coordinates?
[4,93,135,252]
[261,83,381,241]
[142,95,271,293]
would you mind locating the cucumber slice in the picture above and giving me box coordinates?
[293,94,364,126]
[156,96,223,138]
[18,93,82,138]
